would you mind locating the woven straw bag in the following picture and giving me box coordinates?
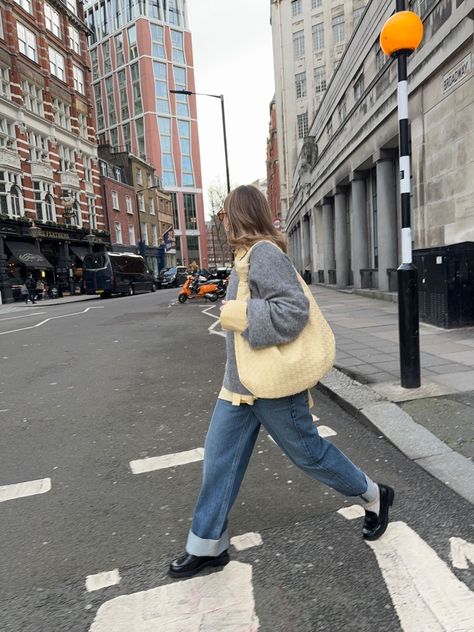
[234,241,336,399]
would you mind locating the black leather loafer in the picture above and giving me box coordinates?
[363,484,395,541]
[168,550,230,578]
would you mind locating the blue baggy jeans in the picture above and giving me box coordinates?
[186,392,369,556]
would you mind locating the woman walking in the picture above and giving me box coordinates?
[169,185,394,579]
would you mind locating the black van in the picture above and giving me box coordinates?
[83,252,157,297]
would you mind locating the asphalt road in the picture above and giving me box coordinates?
[0,291,473,631]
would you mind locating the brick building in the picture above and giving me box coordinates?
[0,0,107,302]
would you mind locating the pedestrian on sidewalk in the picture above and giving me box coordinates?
[169,185,394,579]
[25,274,36,304]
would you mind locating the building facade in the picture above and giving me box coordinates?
[207,218,231,269]
[270,0,366,219]
[266,96,281,221]
[98,143,175,273]
[286,0,473,298]
[0,0,107,303]
[84,0,208,269]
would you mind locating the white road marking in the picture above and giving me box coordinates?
[0,478,51,503]
[450,537,474,570]
[312,414,320,422]
[337,504,365,520]
[367,522,474,631]
[0,311,46,322]
[89,561,259,631]
[202,304,226,338]
[231,532,263,551]
[130,448,204,474]
[86,569,121,592]
[0,306,104,336]
[318,425,337,438]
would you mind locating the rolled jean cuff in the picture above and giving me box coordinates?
[186,529,230,557]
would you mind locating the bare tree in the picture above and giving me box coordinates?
[208,180,232,266]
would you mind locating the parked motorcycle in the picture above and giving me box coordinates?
[178,273,226,303]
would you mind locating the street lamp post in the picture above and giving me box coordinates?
[170,89,231,194]
[380,2,423,388]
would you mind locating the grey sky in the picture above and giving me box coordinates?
[187,1,275,215]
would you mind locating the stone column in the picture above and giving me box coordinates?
[375,150,398,291]
[322,198,335,284]
[350,171,369,288]
[0,236,13,304]
[309,209,317,278]
[334,187,350,288]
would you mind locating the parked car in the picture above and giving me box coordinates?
[157,265,188,288]
[83,252,157,297]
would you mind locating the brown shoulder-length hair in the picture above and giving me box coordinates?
[224,185,287,253]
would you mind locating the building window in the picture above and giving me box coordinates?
[178,119,194,187]
[0,119,16,149]
[292,0,302,17]
[168,0,184,26]
[117,70,129,121]
[73,65,84,94]
[0,67,10,98]
[312,0,322,8]
[105,76,116,126]
[314,66,326,93]
[53,99,71,130]
[45,3,61,38]
[327,121,333,138]
[0,171,23,218]
[136,117,145,157]
[354,73,364,100]
[22,80,43,115]
[0,11,3,40]
[297,113,309,139]
[354,7,365,27]
[112,190,119,209]
[183,193,197,230]
[158,117,176,187]
[376,47,387,73]
[90,48,99,80]
[29,133,48,162]
[69,25,81,54]
[17,23,37,62]
[150,24,165,58]
[171,30,185,63]
[58,144,75,171]
[84,157,93,182]
[94,83,104,130]
[312,23,324,50]
[128,25,138,60]
[109,126,118,147]
[338,98,346,123]
[151,224,158,246]
[131,62,143,115]
[153,62,169,114]
[170,192,179,228]
[78,113,88,139]
[129,224,136,245]
[33,181,55,222]
[136,168,143,186]
[49,48,66,81]
[293,30,305,60]
[115,32,124,66]
[138,193,145,213]
[332,15,345,45]
[65,0,76,13]
[88,196,97,229]
[114,221,122,243]
[295,72,306,99]
[126,196,133,214]
[122,122,131,152]
[14,0,32,14]
[141,222,148,244]
[149,196,155,215]
[102,39,112,74]
[173,66,189,117]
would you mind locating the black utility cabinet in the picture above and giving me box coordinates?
[413,242,474,328]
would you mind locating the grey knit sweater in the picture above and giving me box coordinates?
[222,241,310,395]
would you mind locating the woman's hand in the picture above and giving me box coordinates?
[220,299,227,312]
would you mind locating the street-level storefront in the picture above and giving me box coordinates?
[140,243,165,277]
[0,218,109,303]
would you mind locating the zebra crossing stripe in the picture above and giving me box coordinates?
[0,478,51,503]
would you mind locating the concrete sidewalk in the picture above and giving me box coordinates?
[312,285,474,505]
[0,294,100,313]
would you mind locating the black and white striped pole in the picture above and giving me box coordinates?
[381,2,423,388]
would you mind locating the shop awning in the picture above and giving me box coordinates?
[5,241,54,270]
[70,245,89,262]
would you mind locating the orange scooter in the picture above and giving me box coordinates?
[178,273,222,303]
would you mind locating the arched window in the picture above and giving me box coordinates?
[44,194,54,222]
[10,185,22,218]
